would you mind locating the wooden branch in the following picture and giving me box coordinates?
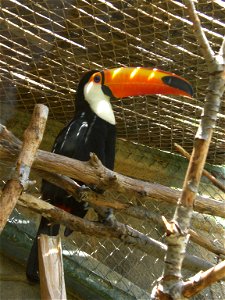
[0,104,48,232]
[33,171,225,258]
[24,151,225,219]
[35,169,127,210]
[0,172,224,259]
[188,229,225,257]
[218,36,225,58]
[1,125,224,257]
[152,1,225,299]
[182,260,225,298]
[184,0,215,69]
[1,127,224,219]
[16,192,215,275]
[174,143,225,193]
[38,235,67,300]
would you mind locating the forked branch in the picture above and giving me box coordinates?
[152,0,225,298]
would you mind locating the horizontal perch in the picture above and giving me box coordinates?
[0,126,225,219]
[30,171,225,257]
[16,191,215,274]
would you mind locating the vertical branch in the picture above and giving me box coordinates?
[0,104,48,232]
[38,235,67,300]
[152,0,225,299]
[184,0,215,68]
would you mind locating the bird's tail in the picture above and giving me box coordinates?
[26,217,60,282]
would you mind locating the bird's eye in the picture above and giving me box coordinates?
[94,75,101,83]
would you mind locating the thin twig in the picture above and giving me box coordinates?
[184,0,215,68]
[174,143,225,193]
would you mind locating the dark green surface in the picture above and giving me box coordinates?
[0,212,143,300]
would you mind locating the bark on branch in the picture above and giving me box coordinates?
[0,104,48,232]
[32,171,225,258]
[16,191,215,275]
[33,171,225,258]
[184,0,215,69]
[182,260,225,298]
[0,126,224,218]
[152,0,225,298]
[38,235,67,300]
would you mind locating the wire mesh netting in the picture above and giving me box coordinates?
[4,184,225,299]
[0,0,225,299]
[1,0,225,164]
[1,154,225,299]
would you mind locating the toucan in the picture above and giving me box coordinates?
[26,67,193,282]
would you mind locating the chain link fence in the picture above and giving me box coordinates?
[1,0,225,163]
[0,0,225,299]
[0,153,224,299]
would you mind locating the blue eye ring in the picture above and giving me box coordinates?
[94,75,101,83]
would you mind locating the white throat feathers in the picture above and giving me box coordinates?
[84,81,116,125]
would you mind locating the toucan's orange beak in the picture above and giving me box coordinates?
[98,67,193,99]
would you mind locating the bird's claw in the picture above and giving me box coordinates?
[98,208,115,225]
[79,184,91,193]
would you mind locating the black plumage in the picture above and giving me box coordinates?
[26,70,116,282]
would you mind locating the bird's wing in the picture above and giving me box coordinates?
[52,118,90,159]
[52,116,113,165]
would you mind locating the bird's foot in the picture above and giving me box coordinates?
[77,184,92,203]
[64,227,74,237]
[79,184,91,193]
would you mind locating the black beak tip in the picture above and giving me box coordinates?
[162,76,194,97]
